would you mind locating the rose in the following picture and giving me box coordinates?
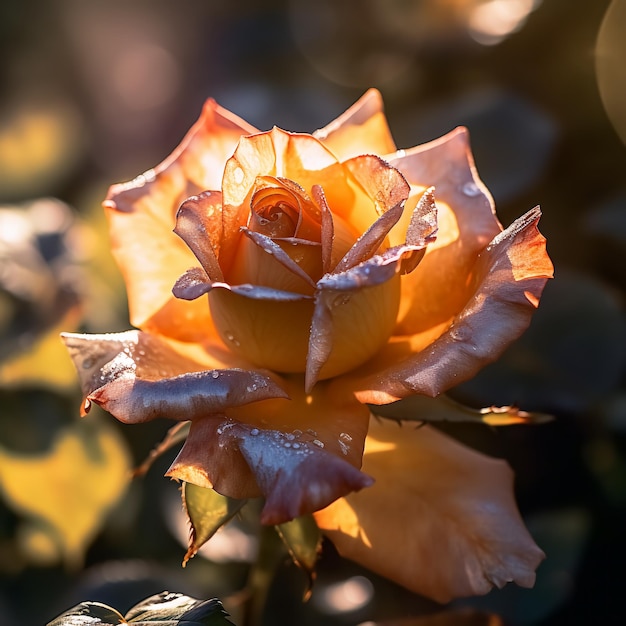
[63,90,553,602]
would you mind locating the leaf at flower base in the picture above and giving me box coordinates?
[0,417,130,567]
[314,416,545,604]
[181,481,247,566]
[124,591,234,625]
[275,514,323,599]
[47,600,125,625]
[371,394,552,426]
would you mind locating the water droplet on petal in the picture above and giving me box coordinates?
[250,427,260,436]
[211,370,220,379]
[82,357,94,370]
[284,442,292,448]
[312,439,324,448]
[234,166,244,184]
[462,181,481,197]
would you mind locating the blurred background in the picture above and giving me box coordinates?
[1,0,625,624]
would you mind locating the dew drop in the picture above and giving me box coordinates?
[312,439,324,448]
[462,181,480,197]
[292,442,301,449]
[450,325,470,342]
[286,433,296,441]
[225,332,241,347]
[211,370,220,379]
[82,357,94,370]
[250,427,260,436]
[339,432,353,442]
[284,442,292,448]
[333,293,351,307]
[234,166,244,184]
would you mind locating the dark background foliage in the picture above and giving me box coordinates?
[1,0,625,624]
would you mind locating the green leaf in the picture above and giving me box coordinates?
[47,601,125,625]
[370,394,551,426]
[47,593,236,626]
[125,592,234,625]
[182,482,247,565]
[275,514,322,599]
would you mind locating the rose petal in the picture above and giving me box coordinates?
[104,99,256,341]
[353,208,553,404]
[173,268,312,303]
[333,200,404,273]
[388,127,502,336]
[223,128,373,239]
[306,263,403,389]
[169,379,374,523]
[61,330,286,421]
[313,88,397,161]
[174,192,225,282]
[314,417,545,603]
[240,228,317,288]
[237,424,373,525]
[167,414,258,497]
[90,369,286,425]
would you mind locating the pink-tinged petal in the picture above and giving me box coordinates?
[104,99,257,341]
[353,208,553,404]
[333,201,404,273]
[173,267,313,303]
[167,415,258,498]
[169,379,374,522]
[237,424,373,525]
[306,266,402,388]
[174,192,224,282]
[61,330,286,421]
[313,89,397,161]
[314,417,545,603]
[388,128,502,336]
[313,185,334,274]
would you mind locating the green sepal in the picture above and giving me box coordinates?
[182,481,247,565]
[275,514,322,600]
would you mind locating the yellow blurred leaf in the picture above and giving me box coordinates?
[0,417,131,567]
[0,310,81,391]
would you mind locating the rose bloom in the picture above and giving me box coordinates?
[64,90,553,603]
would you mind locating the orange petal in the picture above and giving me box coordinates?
[389,127,502,337]
[104,99,257,342]
[313,89,397,161]
[352,207,553,404]
[169,377,374,524]
[314,417,545,603]
[61,330,285,421]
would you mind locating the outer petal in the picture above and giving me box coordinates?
[314,417,545,604]
[313,89,397,161]
[388,127,502,336]
[61,330,286,421]
[352,207,553,404]
[168,377,373,524]
[104,99,258,342]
